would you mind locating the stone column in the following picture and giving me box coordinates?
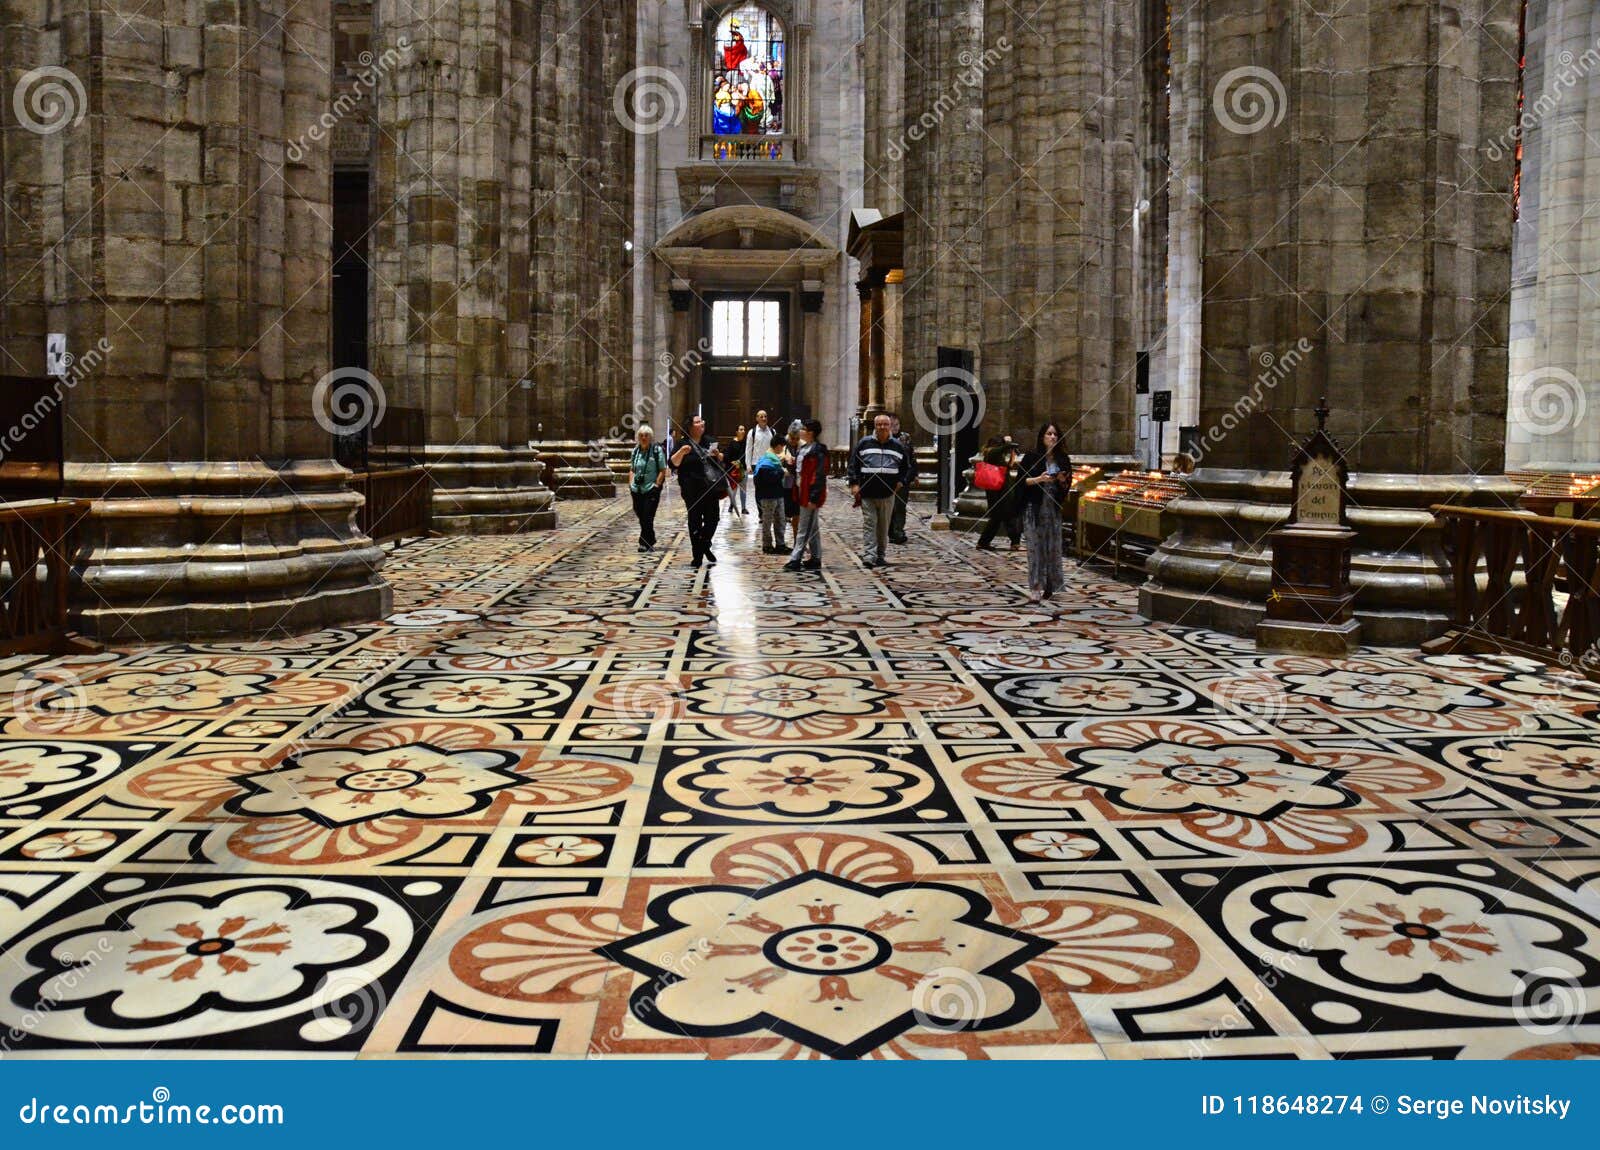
[1163,2,1206,455]
[802,280,825,419]
[855,279,874,414]
[900,0,984,403]
[525,0,622,499]
[862,0,906,215]
[372,0,554,532]
[868,273,887,416]
[1507,0,1600,470]
[980,0,1141,448]
[0,0,388,641]
[668,280,695,434]
[1142,0,1524,644]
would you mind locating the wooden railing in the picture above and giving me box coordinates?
[350,467,431,544]
[1430,504,1600,676]
[0,499,87,653]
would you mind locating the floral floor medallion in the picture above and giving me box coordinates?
[596,870,1052,1058]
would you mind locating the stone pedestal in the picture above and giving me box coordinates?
[65,461,391,643]
[532,441,618,499]
[1257,616,1363,657]
[1255,527,1362,656]
[426,446,557,534]
[1142,469,1523,646]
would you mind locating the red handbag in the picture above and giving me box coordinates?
[974,461,1007,492]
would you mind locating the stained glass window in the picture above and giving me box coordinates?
[710,5,784,137]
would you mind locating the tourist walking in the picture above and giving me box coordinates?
[670,415,727,569]
[888,414,916,545]
[752,439,788,552]
[1018,421,1073,601]
[730,424,749,515]
[781,420,803,542]
[783,419,828,572]
[846,413,911,568]
[975,434,1022,551]
[628,424,668,551]
[744,410,775,514]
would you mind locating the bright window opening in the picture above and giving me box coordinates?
[710,299,783,359]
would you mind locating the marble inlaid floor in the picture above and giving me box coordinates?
[2,492,1600,1059]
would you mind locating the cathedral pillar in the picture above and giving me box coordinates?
[1507,0,1600,471]
[1142,0,1524,644]
[801,281,825,421]
[525,0,626,499]
[868,272,888,416]
[901,0,984,404]
[668,280,695,433]
[979,0,1141,448]
[0,0,388,640]
[855,280,874,415]
[372,0,554,532]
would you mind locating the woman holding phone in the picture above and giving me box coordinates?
[1017,421,1073,602]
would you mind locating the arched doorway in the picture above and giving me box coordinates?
[653,205,839,440]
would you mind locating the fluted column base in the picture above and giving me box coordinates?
[533,441,618,499]
[1139,469,1523,646]
[425,445,557,534]
[64,460,392,644]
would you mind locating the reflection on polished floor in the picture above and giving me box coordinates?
[2,492,1600,1059]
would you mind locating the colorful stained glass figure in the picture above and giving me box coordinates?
[712,5,784,137]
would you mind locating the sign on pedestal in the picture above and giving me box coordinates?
[1256,398,1362,656]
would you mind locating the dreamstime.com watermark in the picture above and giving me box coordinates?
[908,365,987,438]
[614,66,688,135]
[1488,37,1600,162]
[16,1088,284,1127]
[1509,366,1588,439]
[1,934,113,1053]
[586,337,715,461]
[285,37,412,164]
[11,65,87,136]
[312,366,386,436]
[0,338,111,465]
[1186,337,1314,466]
[1186,940,1310,1058]
[886,38,1011,163]
[1213,66,1287,135]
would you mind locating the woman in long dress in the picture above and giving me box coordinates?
[1017,421,1072,602]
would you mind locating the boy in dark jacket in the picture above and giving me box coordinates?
[752,444,788,552]
[783,420,829,572]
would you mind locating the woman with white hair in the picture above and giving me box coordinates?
[628,424,668,551]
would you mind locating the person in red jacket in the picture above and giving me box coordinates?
[782,420,828,572]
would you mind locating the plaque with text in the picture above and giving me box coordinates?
[1288,401,1349,528]
[1296,454,1342,526]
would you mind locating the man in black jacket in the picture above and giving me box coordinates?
[847,413,911,568]
[670,414,725,569]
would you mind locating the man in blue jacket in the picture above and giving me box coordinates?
[847,413,911,568]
